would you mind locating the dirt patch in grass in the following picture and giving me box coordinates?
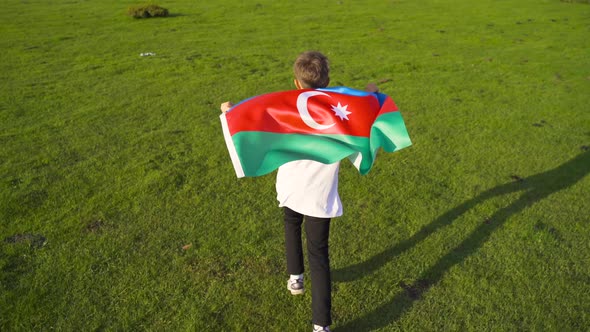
[4,233,47,249]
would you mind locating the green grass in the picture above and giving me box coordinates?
[1,0,589,330]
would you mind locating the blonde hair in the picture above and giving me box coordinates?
[293,51,330,88]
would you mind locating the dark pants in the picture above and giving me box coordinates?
[284,207,332,327]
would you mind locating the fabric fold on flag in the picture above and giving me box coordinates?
[219,87,412,178]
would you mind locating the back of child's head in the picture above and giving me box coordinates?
[294,51,330,89]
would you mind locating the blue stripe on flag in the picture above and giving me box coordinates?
[319,86,387,107]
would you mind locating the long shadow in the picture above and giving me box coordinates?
[335,150,590,331]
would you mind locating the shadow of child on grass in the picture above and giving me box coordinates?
[334,149,590,331]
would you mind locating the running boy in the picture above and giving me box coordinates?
[220,51,379,332]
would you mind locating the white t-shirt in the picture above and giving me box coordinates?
[276,160,342,218]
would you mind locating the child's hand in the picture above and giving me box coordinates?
[220,101,234,113]
[365,83,379,93]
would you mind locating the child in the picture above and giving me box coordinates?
[220,51,379,332]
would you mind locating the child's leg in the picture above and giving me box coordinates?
[284,207,304,275]
[305,216,332,327]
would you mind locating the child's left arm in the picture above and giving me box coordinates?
[220,101,234,113]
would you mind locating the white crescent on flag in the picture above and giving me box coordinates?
[296,91,336,130]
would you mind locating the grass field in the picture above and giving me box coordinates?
[1,0,589,331]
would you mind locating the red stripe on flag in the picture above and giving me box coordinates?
[225,90,399,137]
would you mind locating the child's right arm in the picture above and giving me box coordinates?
[365,83,379,93]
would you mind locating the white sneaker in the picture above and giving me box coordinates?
[287,278,304,295]
[313,325,331,332]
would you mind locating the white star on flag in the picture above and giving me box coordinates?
[331,102,352,121]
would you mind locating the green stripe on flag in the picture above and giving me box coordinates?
[371,111,412,154]
[232,132,368,177]
[230,111,411,177]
